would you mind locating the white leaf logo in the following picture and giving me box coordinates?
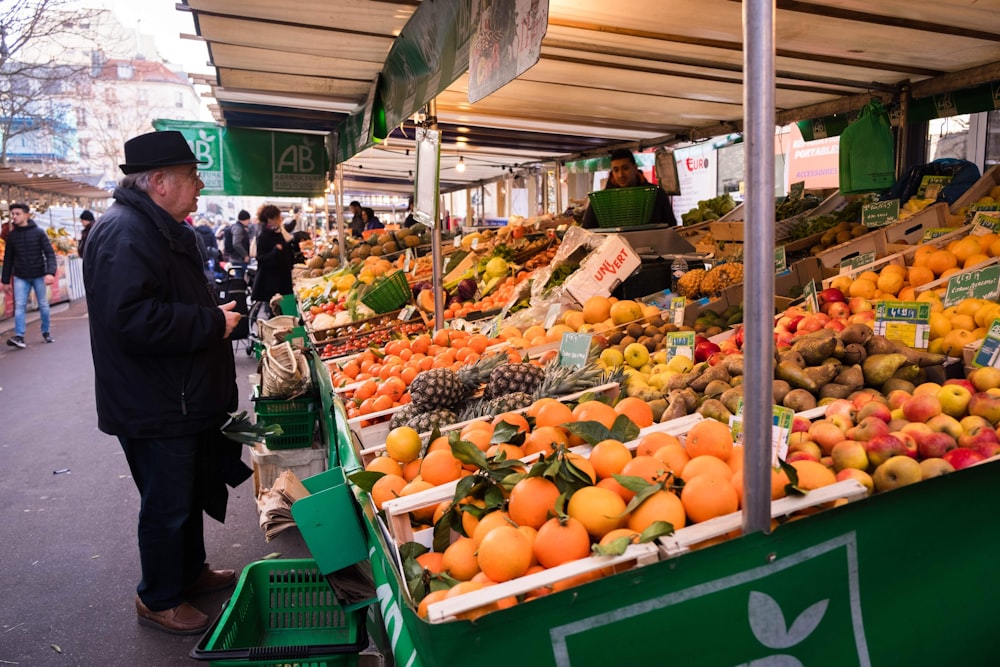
[747,591,828,650]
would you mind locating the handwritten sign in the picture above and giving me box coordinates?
[916,175,951,200]
[971,211,1000,234]
[670,296,686,327]
[862,199,899,228]
[558,333,593,369]
[840,251,876,274]
[788,181,805,201]
[729,400,795,467]
[774,246,787,274]
[666,331,695,363]
[874,301,931,349]
[802,279,820,313]
[973,319,1000,368]
[921,228,955,243]
[943,265,1000,307]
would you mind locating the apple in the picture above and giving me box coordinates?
[824,319,847,332]
[866,434,906,468]
[914,430,958,460]
[831,440,868,472]
[851,390,882,411]
[937,383,973,419]
[969,440,1000,459]
[694,340,721,363]
[848,310,876,325]
[872,455,923,492]
[624,342,650,368]
[836,468,874,495]
[828,413,855,434]
[821,302,851,320]
[919,458,956,480]
[927,413,964,440]
[968,392,1000,425]
[887,418,910,433]
[846,416,891,442]
[968,366,1000,392]
[959,415,993,433]
[900,422,933,438]
[848,297,873,313]
[809,420,849,455]
[857,400,892,424]
[786,449,821,464]
[818,287,846,305]
[957,422,1000,450]
[944,378,976,394]
[913,382,943,397]
[824,399,856,421]
[942,447,987,470]
[787,432,813,447]
[787,439,822,462]
[791,416,812,433]
[885,389,912,410]
[901,394,942,422]
[891,431,919,459]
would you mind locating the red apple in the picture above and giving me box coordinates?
[818,287,846,305]
[787,439,822,462]
[809,420,849,455]
[851,390,882,411]
[957,423,1000,450]
[913,430,958,460]
[942,447,987,470]
[901,394,942,422]
[968,366,1000,392]
[795,316,823,334]
[791,416,812,433]
[885,389,912,410]
[891,430,919,459]
[848,297,873,314]
[944,378,976,394]
[694,340,721,362]
[824,399,856,421]
[836,468,874,495]
[846,415,891,442]
[866,434,906,467]
[857,400,892,424]
[913,382,943,397]
[786,449,822,464]
[968,392,1000,425]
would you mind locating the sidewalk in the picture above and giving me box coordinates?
[0,298,323,666]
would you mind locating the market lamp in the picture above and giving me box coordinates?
[456,155,466,173]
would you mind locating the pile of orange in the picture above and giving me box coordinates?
[441,271,533,321]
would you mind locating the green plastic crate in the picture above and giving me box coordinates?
[588,185,658,227]
[253,391,318,450]
[191,559,367,666]
[360,270,410,314]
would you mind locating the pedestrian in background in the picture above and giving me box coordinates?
[78,209,96,257]
[83,130,247,636]
[229,209,252,278]
[251,204,293,317]
[348,200,364,238]
[3,202,57,348]
[362,206,384,232]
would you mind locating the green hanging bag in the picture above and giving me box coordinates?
[839,100,896,194]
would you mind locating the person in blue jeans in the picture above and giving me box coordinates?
[3,202,56,348]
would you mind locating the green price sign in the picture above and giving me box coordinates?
[802,279,820,313]
[666,331,696,363]
[862,199,899,228]
[921,228,955,243]
[973,319,1000,368]
[971,211,1000,234]
[916,175,951,199]
[874,301,931,349]
[559,332,593,368]
[774,246,787,274]
[943,264,1000,307]
[729,400,795,467]
[840,251,876,273]
[670,296,686,327]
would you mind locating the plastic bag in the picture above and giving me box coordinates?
[839,100,896,195]
[882,158,981,205]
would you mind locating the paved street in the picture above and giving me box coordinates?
[0,297,314,666]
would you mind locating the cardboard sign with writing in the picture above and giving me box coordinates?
[973,319,1000,368]
[965,203,1000,226]
[840,251,876,274]
[971,211,1000,234]
[558,332,593,369]
[916,175,952,200]
[774,246,787,274]
[802,279,820,313]
[788,181,805,201]
[943,264,1000,307]
[921,228,955,243]
[862,199,899,228]
[874,301,931,349]
[670,296,686,327]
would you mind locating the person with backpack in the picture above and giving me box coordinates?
[229,210,251,278]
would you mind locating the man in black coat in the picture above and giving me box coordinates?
[83,131,246,636]
[3,202,57,348]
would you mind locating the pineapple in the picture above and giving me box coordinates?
[483,363,545,399]
[458,392,534,422]
[409,353,506,411]
[700,262,743,296]
[676,268,706,299]
[388,404,458,432]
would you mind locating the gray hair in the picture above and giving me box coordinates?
[120,170,157,192]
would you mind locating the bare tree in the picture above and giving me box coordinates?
[0,0,102,165]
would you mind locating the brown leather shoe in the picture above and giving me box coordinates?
[135,597,209,635]
[183,564,237,596]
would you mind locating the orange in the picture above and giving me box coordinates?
[370,474,407,510]
[400,479,436,522]
[572,400,617,429]
[581,295,612,324]
[951,236,982,264]
[927,250,958,277]
[681,474,740,523]
[441,537,480,581]
[589,439,633,479]
[400,458,422,482]
[566,485,627,538]
[472,510,514,547]
[535,401,575,429]
[635,431,682,457]
[911,244,936,267]
[416,589,449,619]
[491,411,530,433]
[419,449,464,486]
[460,428,493,453]
[446,581,500,621]
[371,395,393,412]
[533,517,592,568]
[486,443,526,461]
[907,265,935,288]
[619,455,671,496]
[848,278,876,300]
[458,497,487,537]
[432,500,451,526]
[354,379,378,401]
[427,435,451,453]
[365,455,403,478]
[731,466,790,504]
[597,475,632,503]
[526,397,560,419]
[726,445,744,473]
[627,489,686,533]
[523,426,569,456]
[564,452,597,484]
[652,443,691,477]
[964,253,990,269]
[416,551,445,575]
[598,528,640,547]
[684,419,734,461]
[790,460,837,490]
[614,397,654,428]
[385,426,422,463]
[681,455,733,483]
[476,525,533,582]
[507,477,561,529]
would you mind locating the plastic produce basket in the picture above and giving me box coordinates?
[191,559,367,666]
[359,270,410,314]
[588,185,659,228]
[253,389,318,450]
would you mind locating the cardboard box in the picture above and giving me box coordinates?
[565,233,642,305]
[950,164,1000,214]
[881,203,953,244]
[816,231,888,268]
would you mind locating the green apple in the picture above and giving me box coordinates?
[652,349,668,365]
[624,342,650,369]
[600,347,624,368]
[666,354,693,373]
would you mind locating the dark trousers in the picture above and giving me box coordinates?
[119,434,207,611]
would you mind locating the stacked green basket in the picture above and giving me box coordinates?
[360,270,411,314]
[587,185,659,227]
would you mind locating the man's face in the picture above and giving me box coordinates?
[9,208,30,227]
[609,158,640,188]
[155,164,203,221]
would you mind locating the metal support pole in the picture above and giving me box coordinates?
[742,0,777,536]
[895,83,911,181]
[336,165,347,266]
[427,99,445,331]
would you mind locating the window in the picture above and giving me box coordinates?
[927,115,972,162]
[985,110,1000,169]
[117,63,133,79]
[175,92,184,108]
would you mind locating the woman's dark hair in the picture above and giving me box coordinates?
[257,204,281,224]
[362,207,375,219]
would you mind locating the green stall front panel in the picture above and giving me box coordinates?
[330,394,999,666]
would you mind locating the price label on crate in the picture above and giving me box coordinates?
[840,251,876,274]
[802,279,820,313]
[921,228,955,243]
[862,199,900,228]
[398,305,416,321]
[774,245,787,274]
[943,265,1000,307]
[874,301,931,349]
[670,296,686,327]
[972,319,1000,368]
[666,331,695,363]
[971,211,1000,234]
[788,181,805,201]
[729,400,795,467]
[916,175,952,199]
[559,333,593,369]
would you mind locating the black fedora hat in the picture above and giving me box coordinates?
[119,130,207,175]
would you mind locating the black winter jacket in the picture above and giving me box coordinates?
[1,220,56,283]
[83,186,237,438]
[251,226,293,301]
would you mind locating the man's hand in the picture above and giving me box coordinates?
[44,275,55,285]
[219,301,242,338]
